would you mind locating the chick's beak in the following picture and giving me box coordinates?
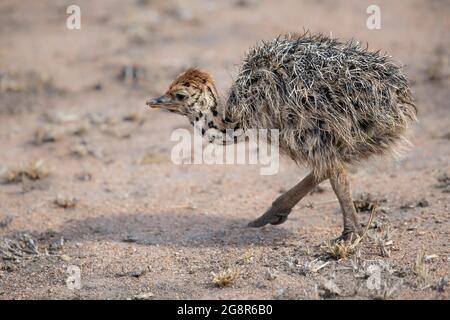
[146,95,179,112]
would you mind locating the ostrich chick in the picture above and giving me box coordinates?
[147,33,417,240]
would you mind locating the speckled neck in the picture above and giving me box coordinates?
[189,107,243,144]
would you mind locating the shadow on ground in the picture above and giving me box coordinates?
[4,211,294,248]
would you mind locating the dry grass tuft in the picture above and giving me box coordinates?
[1,160,49,183]
[322,235,359,260]
[237,246,255,265]
[373,222,395,258]
[414,248,428,280]
[211,268,241,288]
[0,233,39,261]
[321,204,377,260]
[33,126,64,145]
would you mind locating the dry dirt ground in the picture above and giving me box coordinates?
[0,0,449,300]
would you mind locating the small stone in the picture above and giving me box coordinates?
[60,254,71,262]
[417,199,429,208]
[55,195,77,209]
[134,292,154,300]
[424,254,439,262]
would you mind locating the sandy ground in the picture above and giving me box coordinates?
[0,0,449,300]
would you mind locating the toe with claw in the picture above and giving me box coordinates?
[248,206,292,228]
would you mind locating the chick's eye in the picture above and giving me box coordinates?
[175,93,188,101]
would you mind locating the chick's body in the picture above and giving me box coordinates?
[227,34,417,178]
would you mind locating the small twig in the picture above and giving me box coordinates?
[311,261,330,272]
[352,202,378,247]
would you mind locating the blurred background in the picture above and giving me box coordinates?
[0,0,449,299]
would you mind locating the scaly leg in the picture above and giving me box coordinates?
[248,172,325,227]
[329,168,362,240]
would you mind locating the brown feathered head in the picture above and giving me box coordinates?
[146,68,218,116]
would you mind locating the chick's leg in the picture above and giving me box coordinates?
[329,168,362,240]
[248,172,325,227]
